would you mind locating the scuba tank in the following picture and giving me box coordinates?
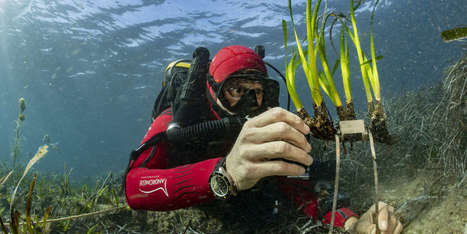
[170,47,211,128]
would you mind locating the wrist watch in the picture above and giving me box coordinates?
[209,157,237,199]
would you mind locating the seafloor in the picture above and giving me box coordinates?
[0,54,465,233]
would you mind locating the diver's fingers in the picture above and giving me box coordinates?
[247,107,310,135]
[369,201,393,213]
[378,205,390,231]
[355,221,376,234]
[394,220,403,234]
[246,141,313,167]
[382,214,400,234]
[246,122,311,152]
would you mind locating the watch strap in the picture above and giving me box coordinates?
[219,157,238,196]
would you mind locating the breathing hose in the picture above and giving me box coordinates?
[130,116,246,161]
[166,116,245,144]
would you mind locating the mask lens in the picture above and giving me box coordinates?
[225,80,263,99]
[217,77,279,117]
[227,86,245,98]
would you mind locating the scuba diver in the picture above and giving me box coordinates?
[124,45,403,233]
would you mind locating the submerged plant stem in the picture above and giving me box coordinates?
[26,174,37,233]
[3,206,127,228]
[329,134,341,234]
[369,131,380,233]
[0,216,8,234]
[12,98,26,168]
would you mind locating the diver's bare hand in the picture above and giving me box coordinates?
[225,107,312,191]
[347,202,403,234]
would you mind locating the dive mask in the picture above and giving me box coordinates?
[219,77,279,117]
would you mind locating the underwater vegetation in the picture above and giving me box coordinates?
[0,160,128,233]
[282,0,394,145]
[283,1,394,232]
[0,53,464,233]
[0,98,128,233]
[11,98,26,169]
[338,53,466,233]
[441,26,467,42]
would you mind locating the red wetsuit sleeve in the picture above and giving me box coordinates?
[322,207,358,227]
[125,108,221,211]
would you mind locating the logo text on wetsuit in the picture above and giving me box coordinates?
[138,177,169,197]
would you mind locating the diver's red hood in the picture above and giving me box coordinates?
[209,45,267,83]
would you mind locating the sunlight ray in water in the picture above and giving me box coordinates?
[12,0,33,21]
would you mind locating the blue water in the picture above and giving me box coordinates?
[0,0,465,180]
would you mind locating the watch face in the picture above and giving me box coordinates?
[210,174,229,197]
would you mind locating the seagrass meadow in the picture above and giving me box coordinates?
[0,54,465,234]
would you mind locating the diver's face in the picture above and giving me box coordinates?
[222,78,263,108]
